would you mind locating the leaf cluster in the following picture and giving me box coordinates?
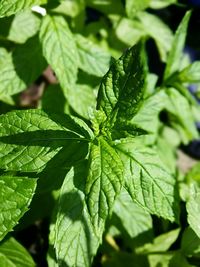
[0,1,200,267]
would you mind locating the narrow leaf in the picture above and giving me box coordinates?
[164,11,191,80]
[0,176,37,241]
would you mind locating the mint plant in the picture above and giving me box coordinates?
[0,1,200,267]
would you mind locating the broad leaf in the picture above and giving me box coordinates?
[169,252,194,267]
[86,0,124,15]
[115,18,144,46]
[0,176,36,241]
[97,42,147,128]
[0,36,46,99]
[136,228,180,254]
[150,0,177,9]
[136,230,180,267]
[0,109,92,172]
[0,237,35,267]
[138,12,173,62]
[148,254,174,267]
[131,90,168,136]
[126,0,150,19]
[54,0,85,18]
[102,251,148,267]
[41,84,70,114]
[111,188,152,241]
[186,163,200,184]
[39,15,78,96]
[85,137,123,236]
[181,227,200,257]
[115,138,179,221]
[53,163,100,267]
[0,10,40,44]
[164,11,191,80]
[67,84,96,119]
[165,88,198,143]
[37,142,89,193]
[186,183,200,239]
[177,61,200,83]
[0,0,44,18]
[156,137,177,173]
[75,34,111,77]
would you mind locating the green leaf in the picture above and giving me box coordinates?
[41,84,70,114]
[0,36,46,99]
[115,18,144,47]
[68,84,96,119]
[115,138,179,222]
[126,0,150,19]
[86,0,124,15]
[149,0,177,9]
[7,10,40,44]
[53,163,100,267]
[131,90,168,137]
[164,11,191,80]
[177,61,200,83]
[0,0,44,18]
[169,252,195,267]
[186,163,200,184]
[37,140,89,193]
[75,34,111,77]
[86,137,123,236]
[39,15,78,96]
[111,188,152,240]
[0,10,40,44]
[0,176,36,241]
[97,42,147,128]
[0,237,35,267]
[148,253,174,267]
[0,109,92,172]
[181,227,200,257]
[138,12,173,62]
[102,251,148,267]
[186,183,200,239]
[136,228,180,254]
[156,137,177,173]
[145,73,158,96]
[165,88,198,143]
[54,0,85,18]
